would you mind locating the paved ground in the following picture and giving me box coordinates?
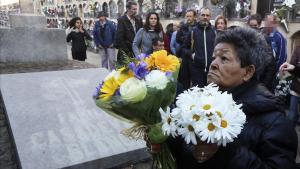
[0,48,299,169]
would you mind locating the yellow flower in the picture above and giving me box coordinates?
[100,77,119,101]
[117,66,126,72]
[145,56,155,70]
[116,71,134,85]
[152,50,180,72]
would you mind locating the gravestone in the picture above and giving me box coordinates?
[0,13,68,63]
[0,68,150,169]
[0,0,67,63]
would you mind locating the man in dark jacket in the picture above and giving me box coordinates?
[183,7,216,88]
[115,1,143,64]
[93,11,116,70]
[176,9,197,90]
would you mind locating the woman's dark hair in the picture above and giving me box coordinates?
[166,23,174,37]
[144,12,162,33]
[69,17,81,28]
[214,27,270,79]
[247,14,262,25]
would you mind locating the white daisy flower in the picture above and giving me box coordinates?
[159,107,177,137]
[160,84,246,147]
[176,91,200,114]
[177,119,198,145]
[196,119,218,144]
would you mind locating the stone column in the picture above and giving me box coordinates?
[19,0,34,13]
[251,0,258,15]
[199,0,204,8]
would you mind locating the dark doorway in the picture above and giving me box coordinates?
[257,0,275,18]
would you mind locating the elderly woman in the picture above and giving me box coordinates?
[167,27,298,169]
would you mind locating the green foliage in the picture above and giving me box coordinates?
[275,5,289,20]
[115,49,135,69]
[148,123,168,144]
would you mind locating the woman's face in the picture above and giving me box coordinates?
[75,20,82,28]
[207,43,253,90]
[216,19,226,31]
[149,14,158,27]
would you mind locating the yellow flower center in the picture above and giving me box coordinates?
[207,123,215,131]
[188,125,194,132]
[192,114,200,121]
[221,120,228,128]
[167,117,172,125]
[206,112,213,117]
[216,111,222,118]
[203,104,211,110]
[190,105,195,110]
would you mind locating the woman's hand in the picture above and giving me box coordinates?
[280,62,295,72]
[79,26,84,33]
[193,141,219,163]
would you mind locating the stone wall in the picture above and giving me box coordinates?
[0,14,68,63]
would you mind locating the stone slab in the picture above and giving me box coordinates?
[9,14,46,28]
[0,68,149,169]
[0,27,68,63]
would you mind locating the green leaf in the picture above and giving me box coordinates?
[148,123,168,144]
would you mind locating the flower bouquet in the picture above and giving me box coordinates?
[274,71,293,101]
[159,84,246,146]
[93,50,180,169]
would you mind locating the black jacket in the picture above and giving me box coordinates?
[66,29,92,52]
[176,22,196,58]
[259,44,276,91]
[168,80,298,169]
[182,23,216,71]
[115,14,143,53]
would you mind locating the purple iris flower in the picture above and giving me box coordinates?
[128,61,149,80]
[93,81,103,99]
[135,53,147,60]
[165,71,174,81]
[114,89,121,96]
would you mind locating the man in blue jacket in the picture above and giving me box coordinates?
[93,11,116,70]
[263,14,287,72]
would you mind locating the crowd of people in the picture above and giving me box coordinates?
[65,1,299,168]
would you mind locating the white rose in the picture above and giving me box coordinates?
[145,70,169,90]
[120,77,147,103]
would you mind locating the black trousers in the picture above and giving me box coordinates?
[72,50,87,61]
[189,59,208,88]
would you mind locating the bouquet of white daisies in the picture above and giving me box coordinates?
[159,83,246,146]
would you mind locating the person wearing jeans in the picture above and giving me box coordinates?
[93,11,116,70]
